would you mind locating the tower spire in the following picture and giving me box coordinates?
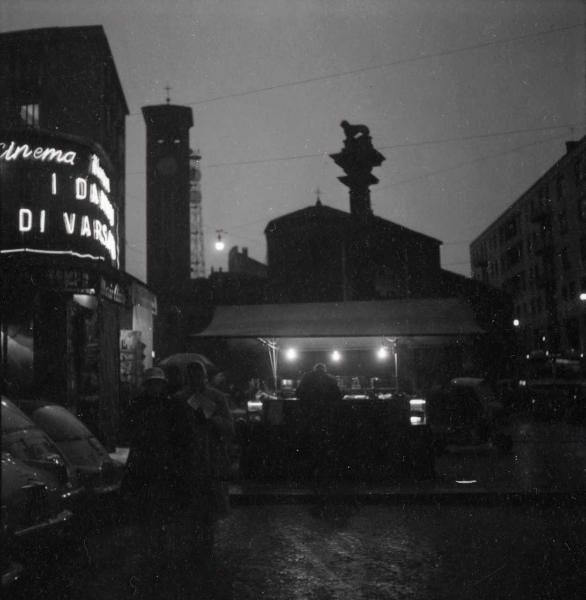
[164,83,172,104]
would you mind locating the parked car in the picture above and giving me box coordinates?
[2,450,73,590]
[1,397,85,510]
[16,400,125,498]
[427,378,512,452]
[524,379,586,422]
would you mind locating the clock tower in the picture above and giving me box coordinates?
[142,103,194,356]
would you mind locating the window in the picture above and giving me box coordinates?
[579,197,586,221]
[558,209,568,235]
[575,155,584,183]
[555,175,565,200]
[506,243,522,268]
[19,103,39,127]
[560,247,571,271]
[504,215,518,240]
[519,271,526,291]
[569,281,576,299]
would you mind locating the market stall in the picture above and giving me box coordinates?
[191,298,484,482]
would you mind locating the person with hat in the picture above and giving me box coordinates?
[121,366,215,592]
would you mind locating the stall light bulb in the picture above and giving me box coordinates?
[331,350,341,362]
[377,346,389,360]
[285,348,298,361]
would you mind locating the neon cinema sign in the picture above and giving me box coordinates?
[0,132,119,267]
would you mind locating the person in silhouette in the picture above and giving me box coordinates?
[178,361,234,545]
[122,366,212,591]
[296,363,342,488]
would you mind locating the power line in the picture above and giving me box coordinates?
[202,124,575,169]
[205,151,325,169]
[378,125,576,151]
[127,23,583,115]
[125,124,575,175]
[372,132,570,192]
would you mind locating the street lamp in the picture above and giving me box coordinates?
[214,229,225,251]
[512,318,522,379]
[331,350,342,362]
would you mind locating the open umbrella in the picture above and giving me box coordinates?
[157,353,217,390]
[157,353,215,369]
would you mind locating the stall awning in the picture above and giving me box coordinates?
[192,298,483,339]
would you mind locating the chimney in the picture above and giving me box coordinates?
[243,247,248,257]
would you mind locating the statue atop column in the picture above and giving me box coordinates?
[341,120,370,142]
[330,120,385,218]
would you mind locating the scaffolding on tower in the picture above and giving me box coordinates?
[189,149,206,278]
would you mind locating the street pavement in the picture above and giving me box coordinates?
[6,414,586,600]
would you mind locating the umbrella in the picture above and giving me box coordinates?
[157,353,215,368]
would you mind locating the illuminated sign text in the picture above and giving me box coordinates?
[1,131,119,268]
[0,140,76,165]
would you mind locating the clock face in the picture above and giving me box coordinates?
[155,155,178,176]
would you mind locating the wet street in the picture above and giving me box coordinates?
[9,502,585,600]
[7,415,586,600]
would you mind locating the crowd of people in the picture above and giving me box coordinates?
[121,360,234,595]
[119,359,344,594]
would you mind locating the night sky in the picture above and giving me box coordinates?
[2,0,584,280]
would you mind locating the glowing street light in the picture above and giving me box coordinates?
[214,229,225,251]
[331,350,342,362]
[513,318,520,327]
[580,292,586,301]
[284,347,298,361]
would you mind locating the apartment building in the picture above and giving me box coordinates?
[471,138,586,355]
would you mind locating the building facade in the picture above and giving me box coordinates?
[265,200,444,303]
[0,26,155,448]
[470,138,586,357]
[0,25,129,268]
